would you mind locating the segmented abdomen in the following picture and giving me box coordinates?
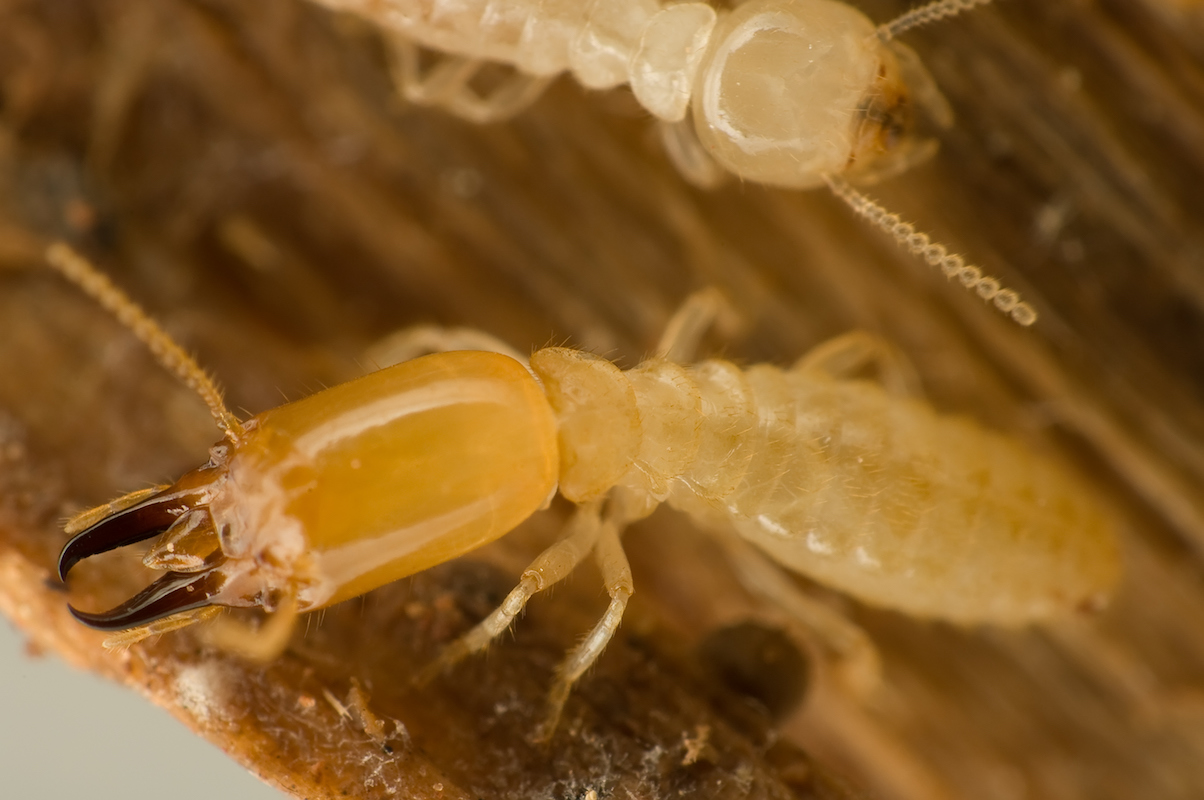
[312,0,659,82]
[622,359,1120,625]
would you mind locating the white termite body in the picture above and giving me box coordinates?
[534,344,1119,627]
[311,0,1036,325]
[316,0,951,186]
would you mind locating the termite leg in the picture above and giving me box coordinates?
[200,594,299,662]
[387,38,552,124]
[388,39,480,106]
[654,287,736,364]
[365,324,528,369]
[449,70,553,124]
[657,118,727,189]
[793,331,922,399]
[719,534,882,701]
[534,515,632,743]
[413,500,605,685]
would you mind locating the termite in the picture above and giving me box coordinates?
[310,0,1035,325]
[49,243,1119,740]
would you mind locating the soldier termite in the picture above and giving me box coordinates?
[49,244,1118,740]
[309,0,1035,325]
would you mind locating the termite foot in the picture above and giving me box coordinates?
[529,714,560,747]
[530,680,574,745]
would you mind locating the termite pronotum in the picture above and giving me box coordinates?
[309,0,1035,325]
[49,244,1119,740]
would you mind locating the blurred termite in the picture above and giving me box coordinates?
[311,0,1035,325]
[49,243,1118,740]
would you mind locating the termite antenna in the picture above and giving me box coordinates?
[877,0,994,41]
[823,176,1037,326]
[44,243,244,438]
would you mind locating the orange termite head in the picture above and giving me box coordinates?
[46,246,562,644]
[56,349,562,639]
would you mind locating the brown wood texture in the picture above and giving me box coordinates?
[2,0,1203,798]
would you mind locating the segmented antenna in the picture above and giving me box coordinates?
[824,176,1037,326]
[878,0,994,41]
[44,244,244,438]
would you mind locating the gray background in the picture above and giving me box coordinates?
[0,618,283,800]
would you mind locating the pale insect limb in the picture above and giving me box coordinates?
[64,484,170,535]
[321,685,350,718]
[653,287,736,364]
[657,119,728,190]
[387,38,552,124]
[412,500,606,686]
[718,535,883,701]
[388,39,482,106]
[823,177,1038,326]
[345,678,409,746]
[877,0,995,41]
[793,331,923,399]
[534,512,633,743]
[345,679,387,743]
[102,607,223,649]
[43,244,244,437]
[365,324,529,369]
[200,594,300,661]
